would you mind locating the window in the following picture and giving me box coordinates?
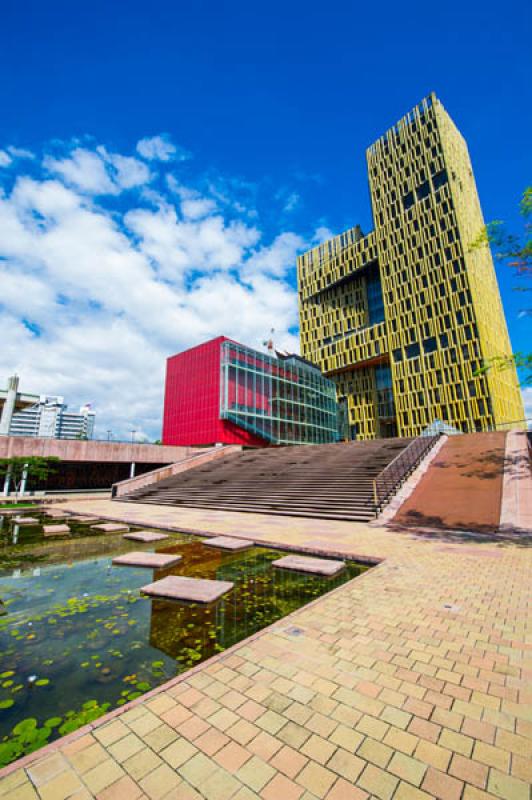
[393,348,403,362]
[416,180,430,201]
[403,191,414,211]
[366,268,385,325]
[432,169,448,191]
[405,343,420,359]
[424,337,437,354]
[439,333,449,348]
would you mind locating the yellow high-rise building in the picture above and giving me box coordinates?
[297,94,524,439]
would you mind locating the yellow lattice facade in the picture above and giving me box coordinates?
[297,94,524,439]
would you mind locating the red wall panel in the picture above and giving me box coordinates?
[162,337,266,447]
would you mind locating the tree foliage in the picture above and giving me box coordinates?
[471,187,531,386]
[0,457,61,499]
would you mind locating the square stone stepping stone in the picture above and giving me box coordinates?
[272,555,345,576]
[43,524,71,536]
[112,551,182,569]
[71,516,99,523]
[46,510,71,518]
[90,522,130,533]
[14,517,39,525]
[202,536,253,551]
[1,508,35,516]
[123,531,169,542]
[141,575,234,603]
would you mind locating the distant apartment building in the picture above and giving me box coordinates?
[0,375,95,439]
[297,94,524,439]
[162,337,339,446]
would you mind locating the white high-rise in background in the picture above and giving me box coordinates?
[0,376,95,439]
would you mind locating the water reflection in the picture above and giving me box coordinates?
[0,525,369,768]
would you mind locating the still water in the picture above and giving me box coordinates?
[0,511,368,766]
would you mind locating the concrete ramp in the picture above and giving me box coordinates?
[393,432,508,532]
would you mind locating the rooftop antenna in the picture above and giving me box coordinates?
[262,328,275,355]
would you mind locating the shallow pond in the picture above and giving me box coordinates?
[0,513,368,766]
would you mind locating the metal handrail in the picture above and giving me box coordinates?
[373,434,440,510]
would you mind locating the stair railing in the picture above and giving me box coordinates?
[372,434,441,511]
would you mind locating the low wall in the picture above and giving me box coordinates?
[113,445,243,498]
[0,436,203,464]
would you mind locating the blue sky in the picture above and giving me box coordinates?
[1,0,530,437]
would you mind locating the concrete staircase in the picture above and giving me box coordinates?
[120,439,412,522]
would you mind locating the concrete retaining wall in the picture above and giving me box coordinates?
[113,445,243,498]
[0,436,203,464]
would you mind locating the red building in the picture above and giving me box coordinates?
[162,337,266,447]
[162,336,339,447]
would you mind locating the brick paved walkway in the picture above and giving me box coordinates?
[1,500,530,800]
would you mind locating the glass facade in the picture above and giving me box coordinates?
[219,340,338,445]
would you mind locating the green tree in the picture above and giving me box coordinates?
[471,187,531,386]
[0,457,61,501]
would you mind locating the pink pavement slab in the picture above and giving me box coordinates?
[140,575,234,603]
[45,510,71,518]
[112,551,182,569]
[0,508,37,516]
[13,517,39,524]
[202,536,253,551]
[70,516,100,523]
[123,531,170,542]
[272,554,345,576]
[90,523,130,532]
[43,524,70,536]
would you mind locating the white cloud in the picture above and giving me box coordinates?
[0,150,12,167]
[0,136,309,439]
[44,145,152,195]
[44,148,117,194]
[7,146,34,160]
[97,146,151,189]
[136,134,187,162]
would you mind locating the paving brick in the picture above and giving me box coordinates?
[439,728,474,757]
[270,745,308,779]
[0,770,27,798]
[214,741,252,772]
[94,720,131,747]
[139,763,181,799]
[261,773,304,800]
[388,751,427,786]
[277,721,311,749]
[9,782,40,800]
[108,733,145,763]
[356,714,389,741]
[296,761,337,798]
[382,726,419,756]
[510,753,532,785]
[160,738,198,769]
[96,775,144,800]
[178,751,218,787]
[448,753,488,789]
[472,741,511,772]
[327,778,369,799]
[416,737,453,772]
[408,716,441,743]
[27,753,68,786]
[82,759,125,794]
[487,770,530,800]
[236,755,276,792]
[326,748,365,782]
[357,737,393,768]
[422,766,463,800]
[197,768,241,800]
[300,733,337,765]
[143,723,179,753]
[329,723,364,753]
[357,763,398,800]
[394,782,434,800]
